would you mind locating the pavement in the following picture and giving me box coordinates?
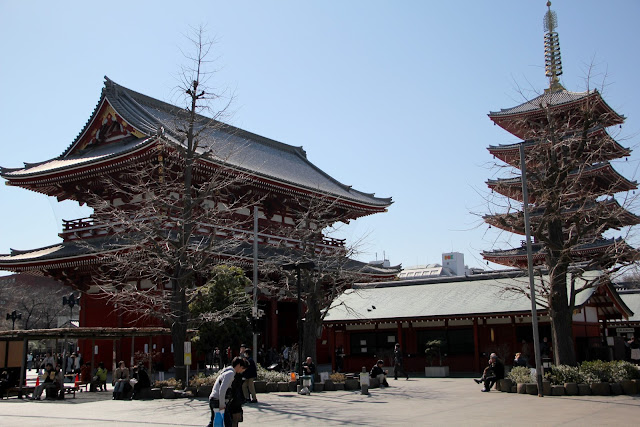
[1,377,639,426]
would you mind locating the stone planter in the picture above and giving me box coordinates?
[620,380,637,395]
[184,386,197,396]
[564,382,578,396]
[517,383,527,394]
[161,386,176,399]
[525,383,538,395]
[551,385,565,396]
[610,382,623,395]
[424,366,450,377]
[135,387,158,400]
[149,388,162,399]
[510,385,517,393]
[633,379,640,394]
[288,381,297,392]
[197,385,213,398]
[266,382,279,393]
[369,377,380,388]
[323,380,336,391]
[577,383,591,395]
[590,382,610,396]
[277,382,289,392]
[313,383,324,392]
[344,379,359,391]
[497,379,513,392]
[542,381,552,396]
[254,381,267,393]
[334,383,345,391]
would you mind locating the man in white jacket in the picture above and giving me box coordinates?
[208,357,248,427]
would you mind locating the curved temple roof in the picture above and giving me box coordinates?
[1,77,391,209]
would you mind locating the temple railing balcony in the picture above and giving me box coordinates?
[60,216,346,254]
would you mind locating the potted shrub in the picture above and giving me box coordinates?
[330,372,345,391]
[424,340,449,377]
[189,372,219,397]
[507,366,533,394]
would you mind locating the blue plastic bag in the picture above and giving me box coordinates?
[213,410,225,427]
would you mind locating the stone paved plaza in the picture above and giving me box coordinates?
[1,378,639,426]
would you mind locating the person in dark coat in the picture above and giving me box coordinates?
[513,352,528,367]
[370,360,389,387]
[130,362,151,400]
[475,353,504,392]
[242,350,258,403]
[393,343,409,380]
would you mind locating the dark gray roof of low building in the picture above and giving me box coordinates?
[324,270,623,322]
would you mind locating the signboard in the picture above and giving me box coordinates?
[184,341,192,365]
[616,328,635,334]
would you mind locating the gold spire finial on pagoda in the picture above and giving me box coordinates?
[543,1,564,92]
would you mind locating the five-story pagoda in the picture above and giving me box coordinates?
[482,2,638,364]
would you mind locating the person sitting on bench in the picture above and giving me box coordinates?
[129,362,151,400]
[31,363,59,400]
[91,362,108,392]
[370,360,390,387]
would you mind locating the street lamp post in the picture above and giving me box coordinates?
[62,293,80,374]
[62,293,80,325]
[282,260,315,387]
[519,142,544,397]
[6,310,21,330]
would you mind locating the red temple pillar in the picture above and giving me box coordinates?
[328,327,336,372]
[511,316,517,359]
[473,317,480,373]
[269,299,278,349]
[396,322,403,348]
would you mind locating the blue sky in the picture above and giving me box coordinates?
[1,0,639,274]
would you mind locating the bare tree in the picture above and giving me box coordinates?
[83,27,260,383]
[260,193,376,362]
[483,77,638,365]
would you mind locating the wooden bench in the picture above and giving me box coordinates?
[77,381,89,392]
[62,385,78,398]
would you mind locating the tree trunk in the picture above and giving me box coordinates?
[170,277,188,385]
[302,276,321,364]
[547,259,577,366]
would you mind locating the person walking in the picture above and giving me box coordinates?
[242,350,258,404]
[393,343,409,380]
[208,357,248,427]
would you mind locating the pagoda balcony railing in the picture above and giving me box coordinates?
[60,216,346,252]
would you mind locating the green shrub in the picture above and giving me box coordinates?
[609,361,640,382]
[189,372,220,387]
[545,365,582,385]
[507,366,533,384]
[579,360,613,384]
[256,364,290,383]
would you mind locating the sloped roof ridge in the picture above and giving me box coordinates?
[61,86,109,158]
[7,242,64,256]
[106,78,391,205]
[353,269,525,289]
[104,77,308,158]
